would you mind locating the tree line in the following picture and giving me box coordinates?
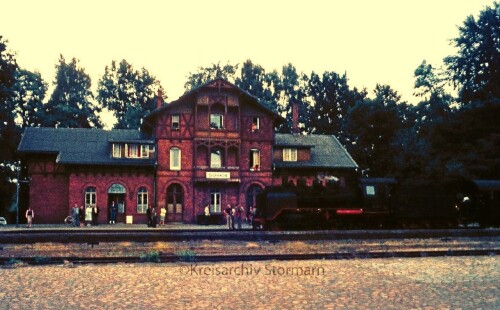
[0,3,498,216]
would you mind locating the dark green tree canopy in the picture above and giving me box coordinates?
[444,2,500,104]
[184,62,238,92]
[8,69,48,128]
[97,59,163,129]
[44,55,102,128]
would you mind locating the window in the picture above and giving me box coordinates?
[210,148,222,168]
[365,185,376,196]
[137,187,148,213]
[210,114,223,129]
[250,149,260,171]
[210,189,221,213]
[170,147,181,170]
[171,115,180,130]
[128,144,139,158]
[283,148,297,162]
[112,144,122,158]
[251,117,260,132]
[85,187,96,208]
[140,145,149,158]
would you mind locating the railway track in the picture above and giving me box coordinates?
[1,249,498,266]
[1,228,499,243]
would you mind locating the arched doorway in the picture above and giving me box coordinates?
[246,184,263,210]
[166,184,183,222]
[108,183,126,223]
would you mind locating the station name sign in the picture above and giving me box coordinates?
[206,172,230,179]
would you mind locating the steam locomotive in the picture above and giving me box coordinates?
[253,177,500,230]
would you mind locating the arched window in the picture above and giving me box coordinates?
[85,187,96,208]
[210,148,222,168]
[137,187,148,213]
[170,147,181,170]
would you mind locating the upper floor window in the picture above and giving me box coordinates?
[210,114,223,130]
[170,147,181,170]
[112,144,122,158]
[140,145,149,158]
[251,117,260,132]
[171,115,180,130]
[128,144,139,158]
[283,148,297,162]
[250,149,260,171]
[210,148,222,168]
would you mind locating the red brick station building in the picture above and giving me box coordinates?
[17,79,358,224]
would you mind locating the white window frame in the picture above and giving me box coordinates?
[250,149,260,171]
[128,144,139,158]
[210,149,222,168]
[171,115,180,130]
[85,187,96,208]
[252,117,260,132]
[170,147,181,170]
[137,187,148,213]
[283,148,297,162]
[140,145,149,158]
[112,144,122,158]
[210,114,224,130]
[210,189,221,213]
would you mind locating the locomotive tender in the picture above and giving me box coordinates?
[253,177,500,230]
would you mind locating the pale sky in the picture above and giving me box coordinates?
[1,0,496,107]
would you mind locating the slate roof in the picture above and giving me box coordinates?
[274,133,358,169]
[17,127,155,166]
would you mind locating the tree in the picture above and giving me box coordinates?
[97,60,163,129]
[272,64,309,133]
[347,85,402,177]
[43,55,102,128]
[235,60,280,111]
[184,62,238,92]
[0,36,19,163]
[8,69,48,128]
[444,2,500,105]
[307,71,366,142]
[0,35,20,220]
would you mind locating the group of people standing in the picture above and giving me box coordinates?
[71,203,100,227]
[146,205,166,228]
[225,204,256,229]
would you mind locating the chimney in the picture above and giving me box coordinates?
[156,89,163,109]
[292,102,299,134]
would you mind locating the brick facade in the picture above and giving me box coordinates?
[18,79,358,224]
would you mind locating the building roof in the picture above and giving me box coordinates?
[18,127,155,167]
[274,133,358,169]
[142,78,285,130]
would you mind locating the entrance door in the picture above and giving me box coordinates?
[210,189,221,213]
[108,183,126,223]
[166,184,183,222]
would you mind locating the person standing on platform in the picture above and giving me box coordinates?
[109,201,117,224]
[225,204,233,230]
[146,205,152,227]
[85,205,92,226]
[235,205,244,229]
[72,204,80,227]
[92,205,99,226]
[25,207,34,228]
[160,206,166,226]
